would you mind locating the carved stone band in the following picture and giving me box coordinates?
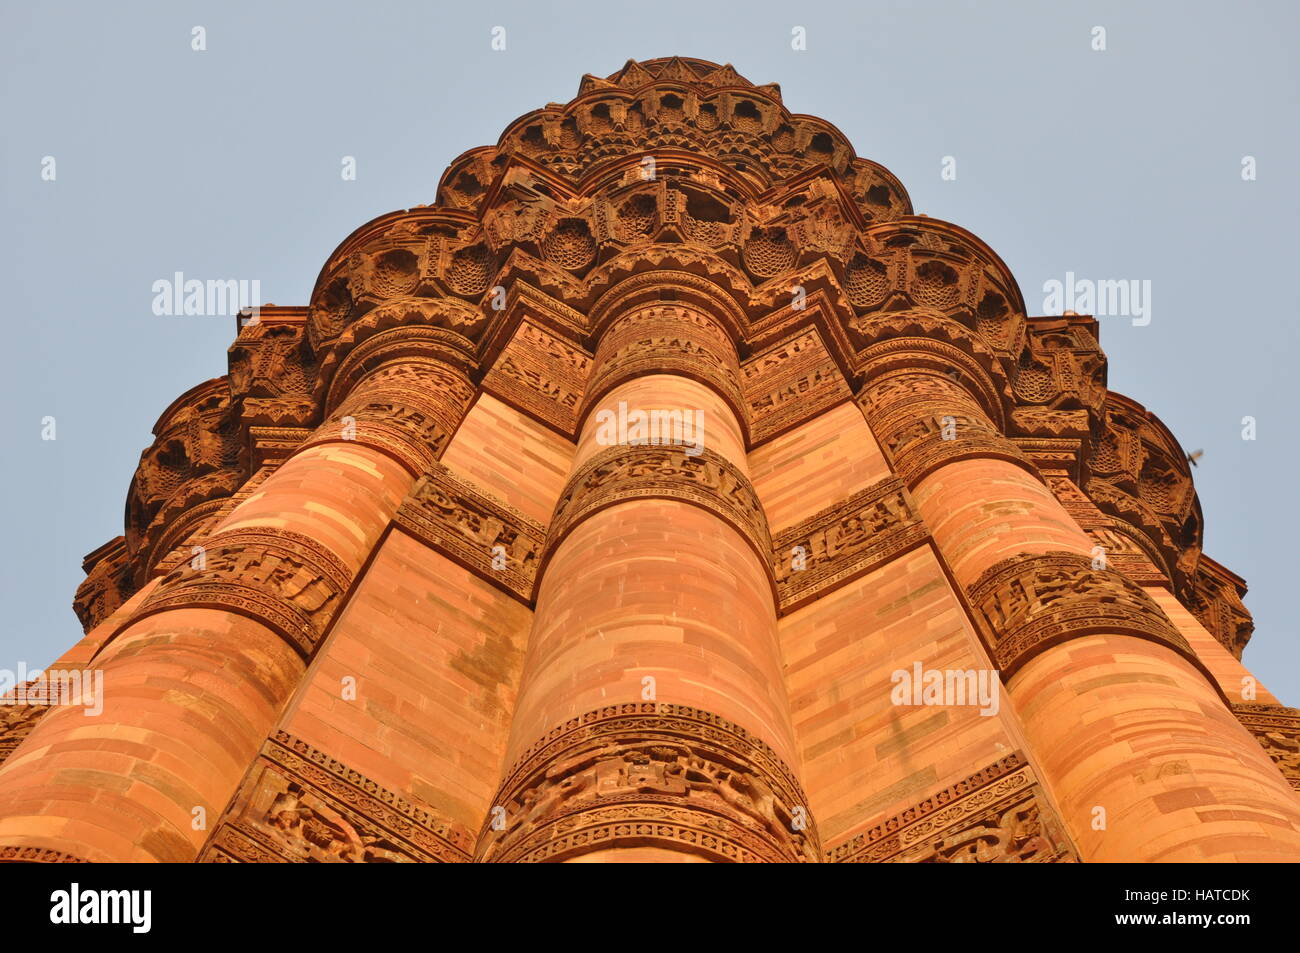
[395,461,546,603]
[198,731,474,863]
[872,409,1040,489]
[125,527,354,658]
[826,751,1077,863]
[546,444,773,572]
[581,305,746,434]
[966,551,1205,682]
[742,328,852,445]
[299,360,475,476]
[1231,704,1300,791]
[0,701,50,767]
[0,847,91,864]
[772,476,929,613]
[478,703,819,863]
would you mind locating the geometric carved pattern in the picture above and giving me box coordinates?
[826,751,1078,863]
[1231,704,1300,792]
[742,328,851,444]
[772,476,928,613]
[304,360,475,476]
[0,847,91,864]
[131,527,354,658]
[394,461,546,603]
[198,732,475,863]
[966,551,1201,681]
[477,703,820,863]
[483,319,592,436]
[547,444,772,566]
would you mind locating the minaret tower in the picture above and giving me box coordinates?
[2,58,1296,864]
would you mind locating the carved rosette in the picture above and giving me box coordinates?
[772,477,929,613]
[582,304,745,426]
[546,444,772,567]
[827,752,1077,863]
[966,551,1205,681]
[199,732,474,863]
[395,462,545,602]
[1231,704,1300,791]
[478,704,819,863]
[127,527,354,658]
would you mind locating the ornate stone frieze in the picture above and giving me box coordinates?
[583,305,745,426]
[855,366,1037,488]
[478,703,819,863]
[395,462,546,603]
[547,444,772,566]
[303,359,476,476]
[129,527,354,658]
[1231,704,1300,791]
[827,751,1077,863]
[1187,560,1254,660]
[0,847,90,864]
[482,319,592,435]
[199,731,474,863]
[874,409,1036,488]
[73,537,134,633]
[741,328,852,444]
[0,698,50,766]
[1010,406,1091,438]
[1039,470,1170,585]
[966,551,1200,680]
[772,477,929,613]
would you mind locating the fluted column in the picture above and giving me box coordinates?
[0,329,475,862]
[856,341,1300,862]
[478,303,816,863]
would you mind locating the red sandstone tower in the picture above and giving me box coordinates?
[2,57,1298,863]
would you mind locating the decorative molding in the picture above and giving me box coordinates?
[130,527,354,658]
[0,847,91,864]
[546,444,772,568]
[966,550,1201,681]
[0,700,50,765]
[301,359,475,477]
[1232,704,1300,791]
[827,751,1077,863]
[741,327,851,445]
[478,703,819,863]
[581,304,746,432]
[1041,470,1170,586]
[856,370,1036,488]
[772,477,929,613]
[395,461,546,603]
[199,731,474,863]
[482,318,592,436]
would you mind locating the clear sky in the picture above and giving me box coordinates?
[2,0,1296,700]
